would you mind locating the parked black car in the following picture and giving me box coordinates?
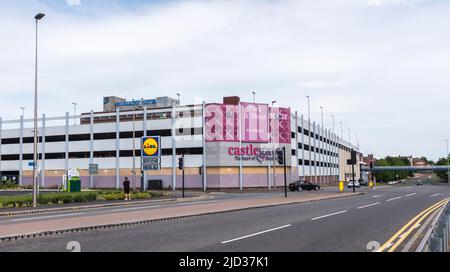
[289,180,320,191]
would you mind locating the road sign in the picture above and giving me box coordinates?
[28,161,35,167]
[89,164,99,175]
[141,136,161,171]
[142,164,160,171]
[141,136,161,158]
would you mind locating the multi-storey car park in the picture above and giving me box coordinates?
[0,95,363,190]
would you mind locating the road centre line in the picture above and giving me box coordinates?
[372,195,384,198]
[430,193,441,197]
[311,211,347,221]
[10,213,84,222]
[221,225,292,244]
[404,193,417,197]
[386,197,402,202]
[357,202,381,209]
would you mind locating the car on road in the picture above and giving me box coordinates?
[289,180,320,191]
[417,180,423,186]
[347,180,360,188]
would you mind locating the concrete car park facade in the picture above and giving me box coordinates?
[0,96,363,190]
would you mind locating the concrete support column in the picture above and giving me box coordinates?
[0,118,2,177]
[313,122,317,184]
[41,114,46,188]
[115,108,120,190]
[89,110,94,188]
[301,115,305,180]
[19,116,24,186]
[143,106,148,190]
[202,102,207,191]
[239,102,243,190]
[295,111,299,181]
[64,112,69,180]
[308,120,312,182]
[171,105,176,191]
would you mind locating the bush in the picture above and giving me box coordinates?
[0,179,19,189]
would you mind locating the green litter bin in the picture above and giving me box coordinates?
[68,177,81,192]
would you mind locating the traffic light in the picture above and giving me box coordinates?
[178,157,184,170]
[369,160,374,169]
[198,167,202,175]
[276,149,284,165]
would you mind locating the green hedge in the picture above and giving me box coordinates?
[0,190,170,209]
[0,192,98,208]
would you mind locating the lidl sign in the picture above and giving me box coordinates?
[141,136,161,158]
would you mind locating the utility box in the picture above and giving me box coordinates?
[148,179,163,190]
[68,177,81,192]
[67,168,81,192]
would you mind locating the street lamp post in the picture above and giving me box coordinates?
[271,100,277,189]
[20,107,26,117]
[252,91,256,103]
[132,107,137,191]
[446,139,449,183]
[72,102,77,125]
[32,13,45,208]
[306,95,311,182]
[320,106,324,185]
[176,93,181,104]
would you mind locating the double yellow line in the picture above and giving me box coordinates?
[377,197,450,252]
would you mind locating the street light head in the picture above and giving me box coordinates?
[35,13,45,20]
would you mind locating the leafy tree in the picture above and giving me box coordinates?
[435,157,450,182]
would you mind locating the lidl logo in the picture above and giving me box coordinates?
[142,136,160,157]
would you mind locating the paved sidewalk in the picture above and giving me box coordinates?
[0,192,362,239]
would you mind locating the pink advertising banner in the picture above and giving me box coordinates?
[205,103,291,144]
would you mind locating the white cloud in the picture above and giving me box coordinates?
[66,0,81,6]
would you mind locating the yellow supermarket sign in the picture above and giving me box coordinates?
[141,136,161,157]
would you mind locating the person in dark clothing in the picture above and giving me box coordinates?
[123,177,131,201]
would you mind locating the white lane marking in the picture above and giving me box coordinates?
[311,210,347,221]
[372,195,384,198]
[10,213,84,222]
[357,202,381,209]
[386,197,402,202]
[221,225,292,244]
[113,205,161,212]
[404,193,417,197]
[430,193,441,197]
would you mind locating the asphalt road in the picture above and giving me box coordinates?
[0,184,449,252]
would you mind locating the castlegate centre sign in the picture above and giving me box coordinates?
[228,144,277,163]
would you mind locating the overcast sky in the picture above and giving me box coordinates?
[0,0,449,160]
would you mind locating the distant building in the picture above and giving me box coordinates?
[412,157,428,167]
[103,96,180,112]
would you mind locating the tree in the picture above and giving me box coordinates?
[435,157,449,182]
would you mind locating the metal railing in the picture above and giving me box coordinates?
[417,202,450,252]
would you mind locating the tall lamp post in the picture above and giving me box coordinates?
[306,95,311,182]
[252,91,256,103]
[446,139,449,183]
[72,102,77,125]
[32,13,45,208]
[20,106,26,117]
